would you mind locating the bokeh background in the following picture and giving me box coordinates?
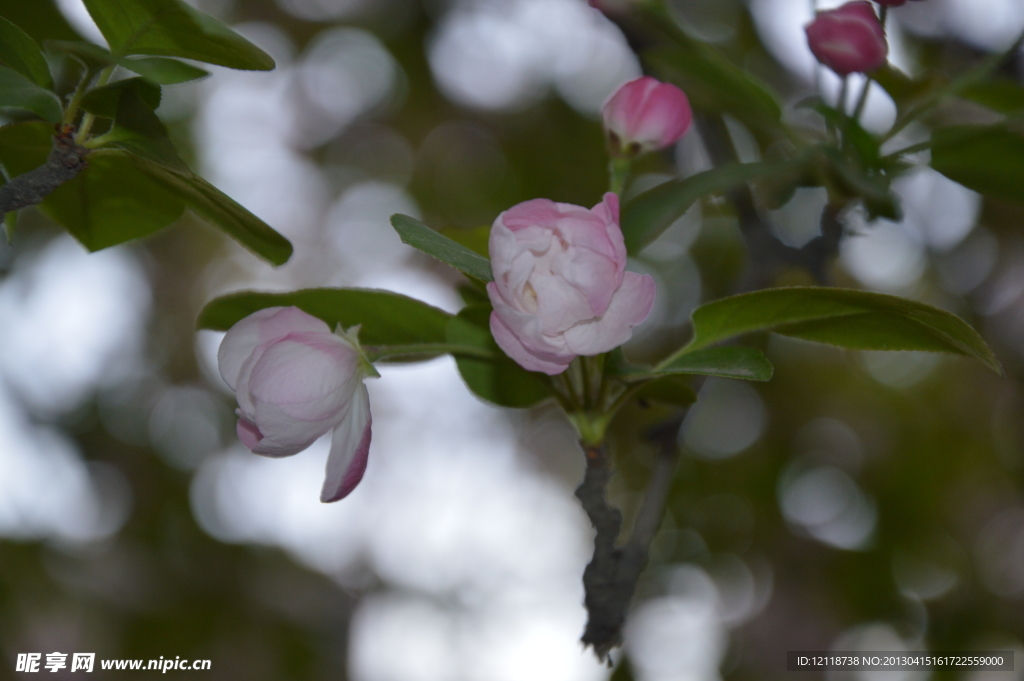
[3,0,1024,679]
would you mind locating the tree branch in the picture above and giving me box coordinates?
[0,127,89,223]
[575,415,685,661]
[695,114,844,291]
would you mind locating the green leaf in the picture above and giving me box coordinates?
[391,214,494,283]
[0,16,53,88]
[0,66,62,122]
[197,288,453,348]
[634,375,697,407]
[0,120,51,176]
[130,157,293,265]
[0,121,187,250]
[0,120,187,250]
[803,99,881,169]
[120,56,209,84]
[440,224,490,257]
[80,80,287,262]
[80,77,162,118]
[88,80,190,173]
[643,346,774,382]
[645,43,781,142]
[871,64,934,114]
[621,161,779,255]
[670,287,1000,373]
[930,125,1024,203]
[445,306,553,408]
[44,40,116,69]
[44,153,187,250]
[959,78,1024,115]
[4,210,17,243]
[0,1,82,45]
[82,0,275,70]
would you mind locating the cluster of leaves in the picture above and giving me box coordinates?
[0,0,291,263]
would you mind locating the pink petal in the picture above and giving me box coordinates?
[236,417,263,451]
[489,309,573,375]
[247,333,360,422]
[218,306,330,391]
[602,77,692,153]
[321,383,372,502]
[562,271,656,356]
[805,1,887,76]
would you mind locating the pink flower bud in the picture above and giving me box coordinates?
[486,193,656,375]
[805,1,888,77]
[218,306,373,502]
[601,76,693,157]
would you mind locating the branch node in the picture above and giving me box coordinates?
[0,126,90,224]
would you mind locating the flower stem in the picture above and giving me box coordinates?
[608,157,632,197]
[74,65,115,144]
[852,75,872,123]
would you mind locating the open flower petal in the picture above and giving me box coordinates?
[321,383,372,503]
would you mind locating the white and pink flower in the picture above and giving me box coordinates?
[218,306,373,502]
[486,193,656,375]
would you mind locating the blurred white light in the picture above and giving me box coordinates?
[779,466,876,550]
[682,379,767,459]
[932,0,1024,51]
[326,181,420,277]
[896,168,981,252]
[861,351,940,389]
[626,565,726,681]
[840,216,927,292]
[935,228,999,295]
[149,385,226,470]
[0,386,131,543]
[55,0,107,45]
[190,359,605,680]
[768,186,827,248]
[828,623,927,681]
[349,594,459,681]
[275,0,368,21]
[974,507,1024,598]
[296,28,399,147]
[429,0,639,113]
[194,24,330,245]
[793,417,866,473]
[0,236,150,413]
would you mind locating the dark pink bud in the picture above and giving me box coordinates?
[805,1,888,76]
[601,76,693,157]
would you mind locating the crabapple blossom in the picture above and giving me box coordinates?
[601,76,693,157]
[218,306,374,502]
[486,193,656,375]
[805,1,888,76]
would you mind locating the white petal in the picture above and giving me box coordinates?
[563,271,656,355]
[218,307,330,390]
[321,383,372,502]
